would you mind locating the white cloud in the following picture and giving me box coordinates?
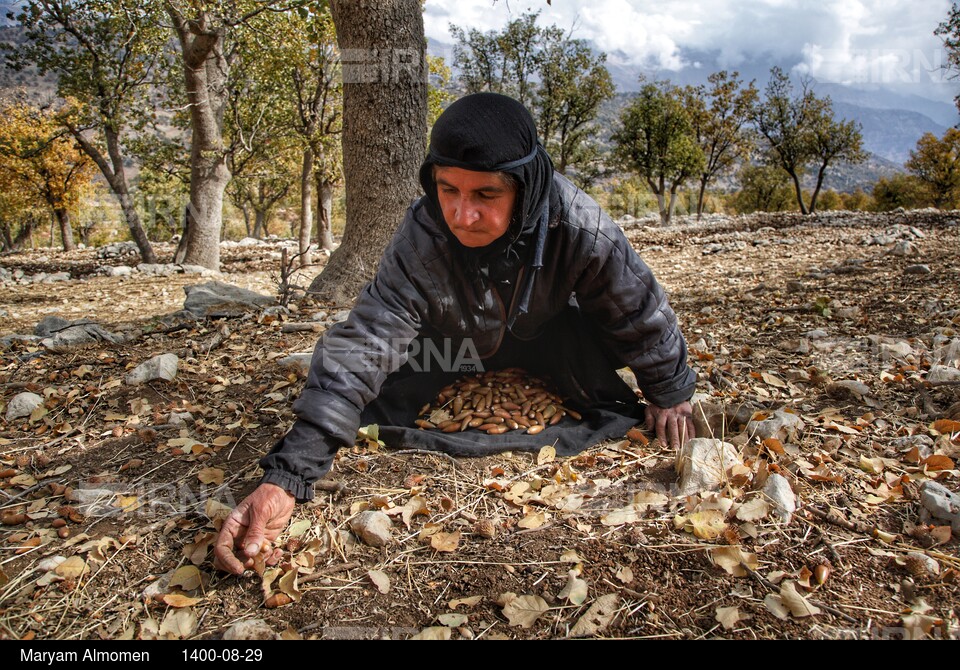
[424,0,955,95]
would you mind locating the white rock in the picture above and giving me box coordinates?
[762,474,796,525]
[222,619,280,641]
[125,354,179,385]
[168,411,194,426]
[920,481,960,532]
[879,341,913,361]
[904,264,931,275]
[349,511,393,547]
[37,556,67,572]
[106,265,133,277]
[675,438,743,496]
[5,392,44,421]
[928,366,960,384]
[890,240,918,256]
[935,339,960,367]
[805,329,829,339]
[746,408,804,442]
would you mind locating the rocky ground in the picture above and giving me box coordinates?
[0,210,958,640]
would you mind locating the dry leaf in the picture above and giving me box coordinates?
[715,606,742,630]
[763,593,790,620]
[437,613,467,627]
[600,506,642,526]
[449,595,483,609]
[55,556,88,579]
[860,455,885,474]
[368,569,390,595]
[197,468,224,485]
[537,445,556,465]
[264,593,294,609]
[288,519,311,538]
[212,436,234,447]
[278,569,302,602]
[161,593,202,608]
[158,608,198,639]
[561,550,584,564]
[401,496,428,529]
[410,627,451,640]
[168,565,202,592]
[902,613,943,640]
[709,546,759,577]
[430,531,461,553]
[502,594,549,629]
[518,511,547,529]
[204,499,232,528]
[931,419,960,434]
[779,581,821,618]
[922,455,956,472]
[678,510,727,540]
[736,498,771,522]
[570,594,619,638]
[616,565,634,584]
[558,570,588,605]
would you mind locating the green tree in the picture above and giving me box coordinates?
[807,112,865,212]
[729,164,795,214]
[450,12,614,176]
[872,173,930,211]
[536,27,615,174]
[3,0,163,262]
[613,81,705,226]
[683,71,758,219]
[905,129,960,209]
[752,67,864,215]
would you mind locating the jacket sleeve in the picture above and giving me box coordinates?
[259,212,434,501]
[569,196,696,409]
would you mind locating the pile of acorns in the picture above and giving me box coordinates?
[415,368,581,435]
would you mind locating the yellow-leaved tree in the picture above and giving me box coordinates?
[0,100,98,251]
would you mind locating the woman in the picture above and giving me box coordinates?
[215,93,695,575]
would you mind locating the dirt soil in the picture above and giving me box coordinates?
[1,211,958,640]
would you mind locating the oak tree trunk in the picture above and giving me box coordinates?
[170,10,231,271]
[317,179,335,251]
[54,208,75,252]
[299,146,314,268]
[308,0,427,304]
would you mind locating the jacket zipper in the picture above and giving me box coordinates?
[484,265,526,360]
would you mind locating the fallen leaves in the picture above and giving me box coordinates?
[500,593,549,629]
[764,581,821,620]
[429,530,461,553]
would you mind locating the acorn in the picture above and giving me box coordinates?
[474,518,497,539]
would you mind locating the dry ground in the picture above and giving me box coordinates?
[0,211,958,640]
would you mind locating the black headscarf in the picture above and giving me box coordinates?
[419,92,554,240]
[419,93,556,323]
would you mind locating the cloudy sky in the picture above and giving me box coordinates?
[424,0,957,103]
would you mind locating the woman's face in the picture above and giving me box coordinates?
[434,166,517,248]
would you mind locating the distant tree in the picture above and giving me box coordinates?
[0,100,99,251]
[872,173,931,211]
[450,13,541,108]
[752,67,864,215]
[683,71,758,219]
[936,4,960,114]
[905,129,960,209]
[3,0,163,262]
[807,112,865,212]
[536,26,615,174]
[730,164,795,214]
[278,5,342,261]
[427,54,456,129]
[613,81,705,226]
[450,12,614,175]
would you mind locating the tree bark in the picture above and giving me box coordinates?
[169,8,231,271]
[309,0,427,304]
[696,176,708,220]
[317,178,335,251]
[54,208,75,252]
[67,125,157,263]
[787,169,809,215]
[299,146,314,268]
